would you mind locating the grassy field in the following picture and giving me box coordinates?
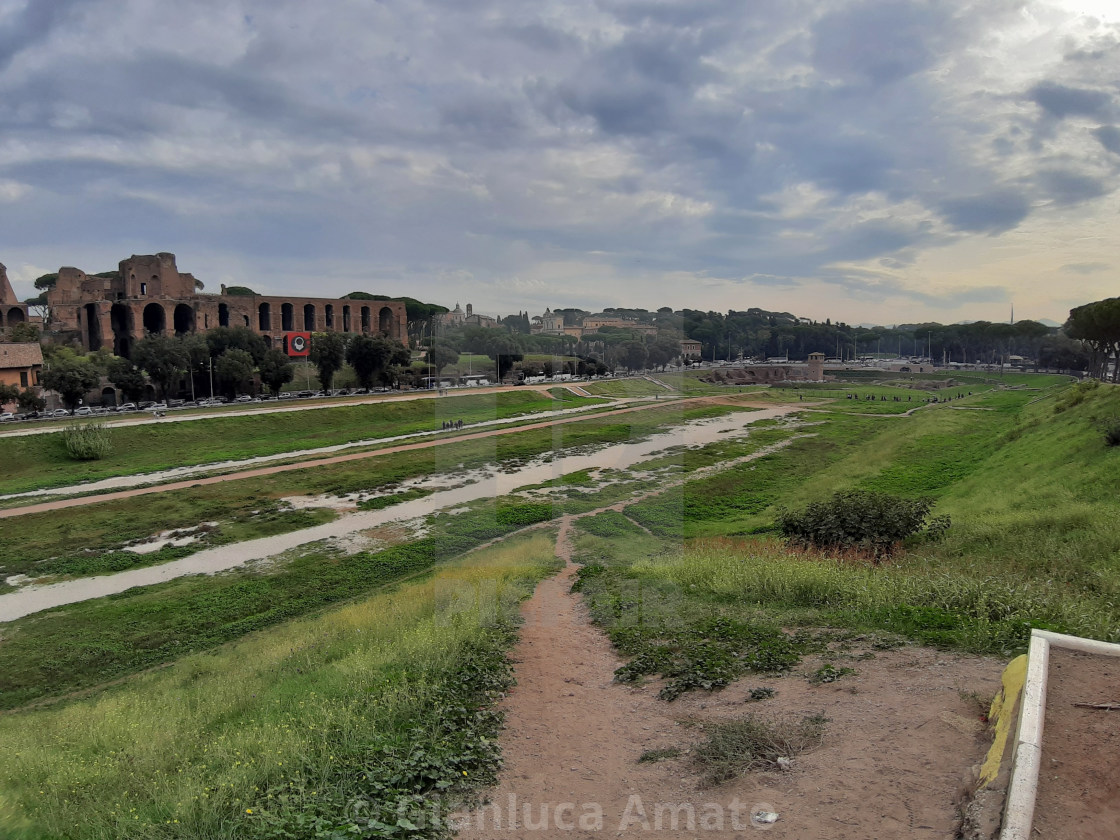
[0,391,603,496]
[2,371,1115,839]
[0,530,560,840]
[581,377,674,398]
[0,399,743,588]
[572,380,1120,685]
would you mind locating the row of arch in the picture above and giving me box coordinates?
[86,302,400,358]
[255,302,394,334]
[0,306,27,328]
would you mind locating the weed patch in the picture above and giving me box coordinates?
[693,715,827,786]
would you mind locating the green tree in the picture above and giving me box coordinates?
[258,348,295,395]
[41,357,101,410]
[17,389,46,413]
[428,342,460,376]
[33,273,58,292]
[0,383,18,406]
[204,326,267,365]
[215,349,256,397]
[7,322,39,342]
[620,340,648,372]
[132,335,189,398]
[1067,298,1120,381]
[484,333,524,381]
[347,335,410,389]
[223,286,257,296]
[107,358,148,403]
[309,332,347,391]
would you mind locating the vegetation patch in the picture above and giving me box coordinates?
[777,490,950,560]
[693,714,827,786]
[0,533,560,840]
[61,421,112,460]
[0,500,556,710]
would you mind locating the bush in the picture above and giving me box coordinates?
[777,490,948,560]
[1105,419,1120,447]
[62,422,112,460]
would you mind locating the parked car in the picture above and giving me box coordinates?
[0,412,14,422]
[74,406,94,416]
[116,402,137,412]
[51,408,71,417]
[235,395,254,403]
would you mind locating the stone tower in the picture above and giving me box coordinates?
[0,263,18,306]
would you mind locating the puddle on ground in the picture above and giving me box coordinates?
[0,406,796,622]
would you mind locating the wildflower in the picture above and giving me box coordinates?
[246,809,253,814]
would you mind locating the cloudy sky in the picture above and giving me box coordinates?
[1,0,1118,325]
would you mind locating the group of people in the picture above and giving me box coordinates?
[441,419,465,430]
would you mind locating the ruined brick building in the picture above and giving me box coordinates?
[47,253,408,357]
[0,263,30,333]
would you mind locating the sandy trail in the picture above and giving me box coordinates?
[455,521,1002,840]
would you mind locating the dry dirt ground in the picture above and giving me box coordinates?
[1033,648,1120,840]
[455,518,1003,840]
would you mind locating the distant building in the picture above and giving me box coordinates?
[680,339,702,358]
[43,252,407,357]
[531,308,566,335]
[581,315,657,336]
[0,342,43,405]
[0,263,30,335]
[441,302,498,329]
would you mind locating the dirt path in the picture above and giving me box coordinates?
[456,523,1003,839]
[1,395,773,520]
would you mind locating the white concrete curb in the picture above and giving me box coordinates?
[1000,629,1120,840]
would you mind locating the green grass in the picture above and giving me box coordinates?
[0,391,599,496]
[572,379,1120,674]
[655,372,749,395]
[0,400,721,581]
[582,378,672,398]
[0,499,558,711]
[0,530,560,840]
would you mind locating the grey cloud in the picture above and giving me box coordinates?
[0,0,82,72]
[1094,125,1120,154]
[812,0,954,85]
[937,190,1031,234]
[1028,82,1112,119]
[1036,169,1108,206]
[1061,262,1110,274]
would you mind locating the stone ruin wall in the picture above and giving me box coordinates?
[0,262,30,333]
[43,253,408,356]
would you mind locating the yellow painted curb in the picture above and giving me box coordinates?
[979,654,1027,787]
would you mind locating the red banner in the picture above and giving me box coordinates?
[285,332,311,357]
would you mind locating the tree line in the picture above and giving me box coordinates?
[31,327,413,410]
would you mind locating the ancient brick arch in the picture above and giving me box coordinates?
[111,303,133,357]
[7,306,25,326]
[378,306,393,335]
[143,302,166,335]
[173,303,195,335]
[83,303,103,351]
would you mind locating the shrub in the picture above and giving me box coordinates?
[62,422,112,460]
[1104,418,1120,447]
[777,490,948,560]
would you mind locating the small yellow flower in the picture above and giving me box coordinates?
[462,771,468,776]
[246,809,253,814]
